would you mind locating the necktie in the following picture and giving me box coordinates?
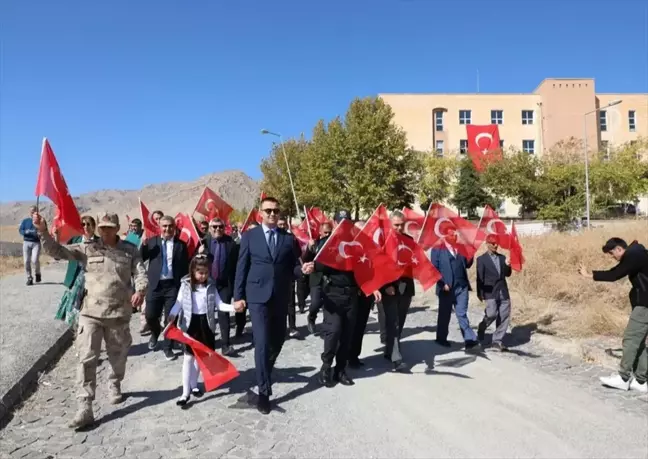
[212,242,220,280]
[268,230,276,257]
[161,240,169,276]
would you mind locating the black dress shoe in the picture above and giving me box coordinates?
[257,394,271,415]
[435,339,451,348]
[191,387,204,398]
[335,371,355,386]
[35,274,41,283]
[393,361,410,373]
[465,340,480,350]
[221,345,235,357]
[26,277,33,286]
[318,366,334,387]
[176,396,189,407]
[348,359,364,369]
[148,335,159,350]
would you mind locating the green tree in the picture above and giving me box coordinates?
[482,150,546,218]
[259,136,310,218]
[451,158,497,218]
[418,153,457,206]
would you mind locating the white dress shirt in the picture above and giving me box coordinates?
[160,238,174,280]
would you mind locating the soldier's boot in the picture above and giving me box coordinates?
[68,401,94,430]
[109,382,123,404]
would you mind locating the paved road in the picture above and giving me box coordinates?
[0,269,646,458]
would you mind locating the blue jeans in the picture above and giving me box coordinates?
[437,285,477,342]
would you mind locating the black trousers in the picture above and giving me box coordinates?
[321,285,358,371]
[296,274,309,312]
[217,311,246,348]
[383,294,412,363]
[146,280,178,352]
[349,293,374,361]
[308,284,323,321]
[377,301,386,343]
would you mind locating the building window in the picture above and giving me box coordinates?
[522,140,535,154]
[629,110,636,132]
[434,111,444,132]
[435,140,444,155]
[499,140,504,149]
[599,110,607,132]
[459,110,471,125]
[521,110,534,125]
[459,140,468,154]
[491,110,503,125]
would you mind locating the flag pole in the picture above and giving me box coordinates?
[304,205,313,240]
[188,213,204,248]
[472,205,486,246]
[417,201,433,245]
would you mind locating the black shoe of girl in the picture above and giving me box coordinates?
[191,388,204,398]
[176,396,189,407]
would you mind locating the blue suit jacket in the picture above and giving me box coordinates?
[430,247,473,295]
[234,225,302,305]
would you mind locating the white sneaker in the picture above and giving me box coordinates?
[629,378,648,393]
[599,373,631,391]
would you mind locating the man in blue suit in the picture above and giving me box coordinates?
[430,231,480,350]
[233,197,307,414]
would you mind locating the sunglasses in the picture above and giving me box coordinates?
[210,225,224,229]
[262,208,281,215]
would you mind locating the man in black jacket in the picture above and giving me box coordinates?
[140,215,189,361]
[303,222,333,334]
[378,211,412,373]
[199,217,242,356]
[301,211,357,388]
[580,238,648,393]
[476,234,513,351]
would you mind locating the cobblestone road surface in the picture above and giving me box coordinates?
[1,269,647,458]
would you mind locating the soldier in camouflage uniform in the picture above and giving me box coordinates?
[34,212,148,430]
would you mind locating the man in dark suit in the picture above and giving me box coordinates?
[430,231,479,350]
[140,215,189,361]
[476,234,513,351]
[198,217,242,356]
[376,211,413,372]
[233,197,304,414]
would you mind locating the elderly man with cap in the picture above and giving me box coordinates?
[476,234,513,351]
[33,212,147,429]
[302,209,359,388]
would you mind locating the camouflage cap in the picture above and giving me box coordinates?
[98,212,119,228]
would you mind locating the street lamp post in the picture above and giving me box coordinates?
[260,129,301,218]
[582,99,622,229]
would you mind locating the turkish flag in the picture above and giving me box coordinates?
[194,187,234,222]
[509,222,524,272]
[140,199,160,238]
[402,208,425,240]
[478,205,512,249]
[359,204,391,249]
[303,207,322,240]
[418,203,484,259]
[175,213,202,257]
[352,229,402,295]
[34,138,83,242]
[466,124,502,172]
[165,323,239,391]
[241,208,263,232]
[291,224,310,253]
[309,207,329,224]
[385,231,441,291]
[314,219,359,271]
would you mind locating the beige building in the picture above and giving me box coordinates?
[380,77,647,157]
[380,77,648,216]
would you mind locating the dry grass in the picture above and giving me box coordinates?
[0,225,20,242]
[473,220,648,339]
[0,255,26,277]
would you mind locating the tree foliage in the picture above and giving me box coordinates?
[418,153,457,206]
[451,158,497,218]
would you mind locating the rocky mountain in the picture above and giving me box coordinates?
[0,170,260,226]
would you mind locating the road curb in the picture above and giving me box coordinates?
[0,326,73,421]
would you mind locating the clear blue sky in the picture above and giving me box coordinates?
[1,0,646,202]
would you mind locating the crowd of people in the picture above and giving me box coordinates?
[20,196,648,430]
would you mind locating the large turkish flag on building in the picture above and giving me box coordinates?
[466,124,502,172]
